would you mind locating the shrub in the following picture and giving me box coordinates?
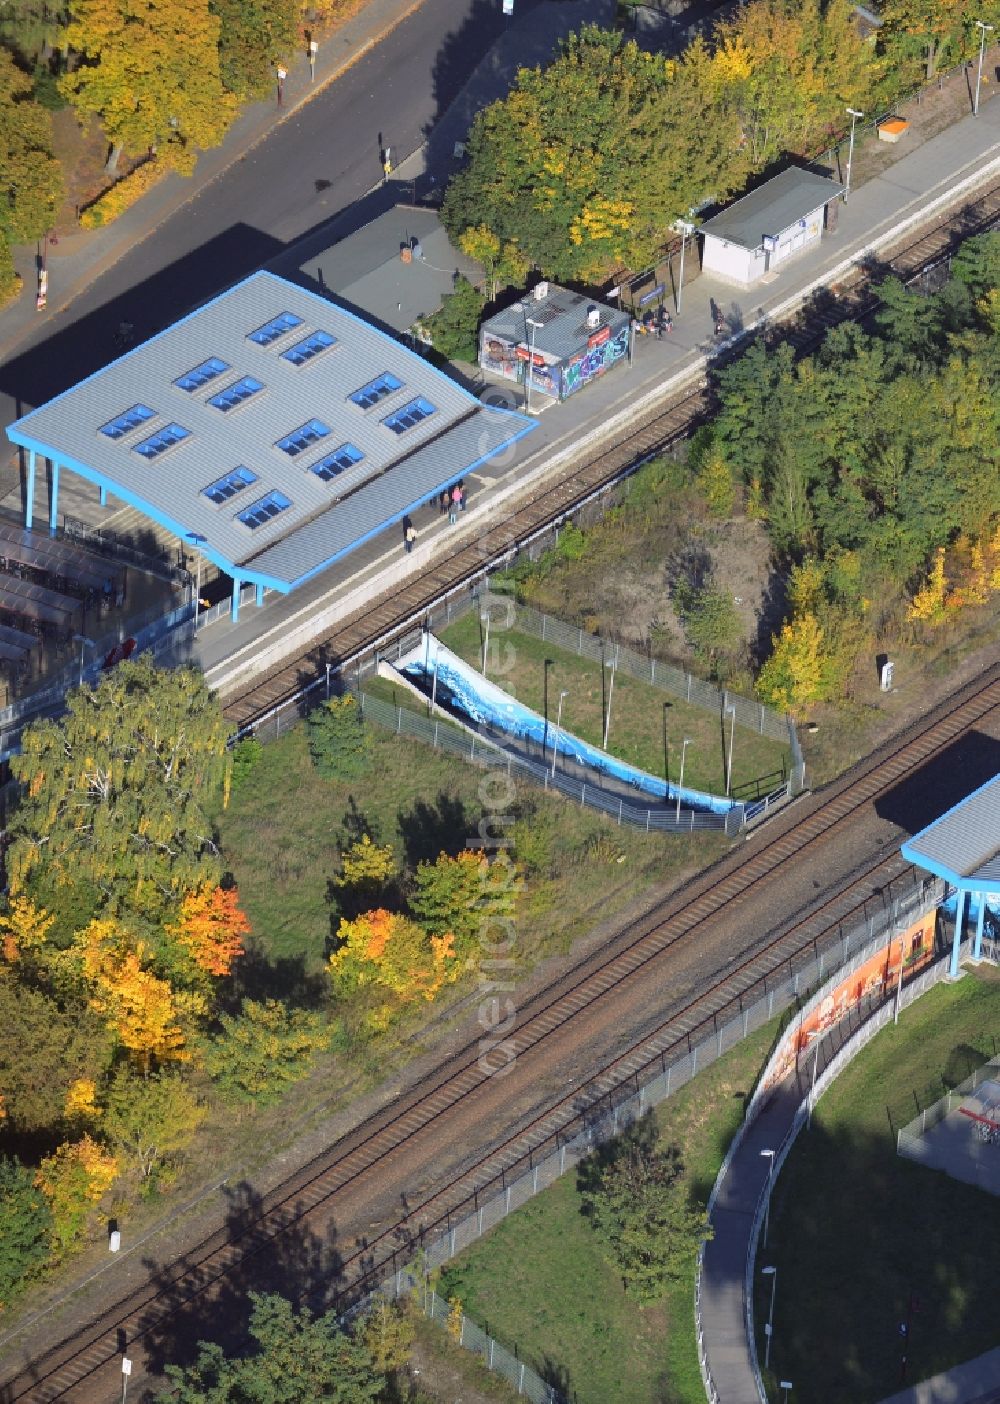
[80,160,168,229]
[306,695,372,780]
[200,998,330,1105]
[230,736,263,789]
[0,1156,54,1305]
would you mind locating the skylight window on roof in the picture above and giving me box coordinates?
[208,376,264,412]
[248,311,303,346]
[350,372,403,409]
[203,466,258,505]
[282,331,336,366]
[100,404,155,440]
[175,358,229,392]
[132,423,190,459]
[276,419,330,456]
[383,397,436,435]
[238,490,292,529]
[311,443,363,482]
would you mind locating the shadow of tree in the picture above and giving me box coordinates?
[136,1179,345,1379]
[229,938,329,1012]
[396,791,473,867]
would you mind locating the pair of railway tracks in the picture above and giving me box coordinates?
[221,174,1000,730]
[5,658,999,1403]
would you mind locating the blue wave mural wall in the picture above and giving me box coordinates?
[395,635,736,816]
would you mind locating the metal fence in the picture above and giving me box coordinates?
[353,687,743,836]
[367,875,937,1339]
[896,1053,1000,1154]
[415,1283,562,1403]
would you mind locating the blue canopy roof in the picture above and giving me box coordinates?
[901,773,1000,893]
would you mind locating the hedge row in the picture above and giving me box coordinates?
[79,160,168,229]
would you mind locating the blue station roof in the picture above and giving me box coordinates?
[901,774,1000,893]
[6,270,535,594]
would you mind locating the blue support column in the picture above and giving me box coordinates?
[230,577,241,623]
[99,485,107,507]
[255,583,264,607]
[25,449,37,529]
[48,461,59,534]
[949,889,967,978]
[973,894,985,962]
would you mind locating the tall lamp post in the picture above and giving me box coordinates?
[551,689,568,777]
[525,316,543,413]
[308,38,318,80]
[73,633,94,686]
[724,702,737,796]
[675,737,691,824]
[675,219,695,314]
[894,928,906,1025]
[805,1028,823,1130]
[974,21,994,116]
[603,645,618,749]
[761,1265,778,1370]
[845,108,864,200]
[761,1147,776,1246]
[276,65,287,107]
[186,531,207,631]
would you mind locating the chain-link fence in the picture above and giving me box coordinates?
[897,1053,1000,1154]
[414,1284,562,1403]
[365,877,938,1315]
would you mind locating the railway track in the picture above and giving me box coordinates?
[221,174,1000,730]
[5,659,999,1403]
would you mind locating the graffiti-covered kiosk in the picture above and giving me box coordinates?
[478,282,631,404]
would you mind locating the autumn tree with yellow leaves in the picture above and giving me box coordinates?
[329,909,457,1028]
[60,0,237,173]
[34,1135,118,1254]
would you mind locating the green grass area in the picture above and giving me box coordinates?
[440,1014,784,1404]
[216,719,723,975]
[759,971,1000,1403]
[438,612,790,801]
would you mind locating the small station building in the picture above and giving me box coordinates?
[902,773,1000,978]
[699,167,844,286]
[6,270,535,621]
[478,282,631,404]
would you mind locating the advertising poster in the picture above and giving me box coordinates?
[561,324,629,397]
[762,911,937,1091]
[480,334,519,382]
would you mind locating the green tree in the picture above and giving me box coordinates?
[200,999,330,1105]
[674,582,742,674]
[756,611,831,716]
[0,1156,54,1307]
[159,1292,385,1403]
[421,277,485,363]
[580,1122,710,1303]
[102,1067,206,1182]
[210,0,297,101]
[59,0,236,172]
[0,48,63,246]
[0,233,19,304]
[306,695,372,780]
[0,980,113,1134]
[8,658,228,921]
[408,849,516,960]
[442,25,746,281]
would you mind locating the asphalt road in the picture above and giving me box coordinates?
[0,0,536,430]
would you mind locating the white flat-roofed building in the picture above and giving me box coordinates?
[699,168,844,286]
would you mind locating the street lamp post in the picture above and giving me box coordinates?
[73,633,94,686]
[894,929,906,1025]
[276,65,287,107]
[662,703,671,800]
[724,702,737,796]
[675,737,691,824]
[309,38,318,81]
[676,220,695,313]
[481,611,491,674]
[524,317,543,413]
[761,1266,778,1370]
[845,108,864,200]
[761,1147,776,1246]
[543,657,553,762]
[186,531,207,631]
[974,22,994,116]
[603,645,618,749]
[551,689,568,777]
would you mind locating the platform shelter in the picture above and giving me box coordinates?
[901,773,1000,978]
[6,271,535,621]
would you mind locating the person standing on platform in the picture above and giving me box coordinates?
[404,521,416,554]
